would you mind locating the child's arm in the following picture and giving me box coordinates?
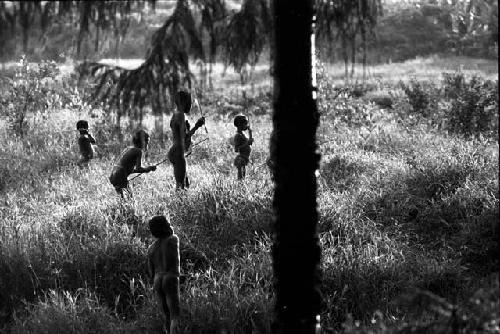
[147,254,155,282]
[187,117,205,137]
[248,127,253,145]
[171,235,180,275]
[133,150,156,173]
[88,133,97,144]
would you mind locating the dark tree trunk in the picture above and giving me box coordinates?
[77,1,92,59]
[116,112,123,143]
[362,28,367,82]
[115,32,121,64]
[95,26,100,53]
[350,35,356,78]
[19,2,30,54]
[155,84,166,148]
[342,34,349,84]
[271,1,322,333]
[209,61,213,90]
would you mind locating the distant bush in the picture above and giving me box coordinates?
[0,56,59,137]
[0,56,85,138]
[366,92,394,109]
[400,78,440,118]
[442,72,498,137]
[317,62,378,127]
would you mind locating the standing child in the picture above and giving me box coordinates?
[232,114,253,180]
[167,90,205,189]
[76,120,97,167]
[148,215,180,334]
[109,129,156,198]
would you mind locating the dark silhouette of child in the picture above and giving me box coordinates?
[76,120,96,167]
[167,91,205,189]
[109,130,156,198]
[148,215,180,334]
[232,114,253,180]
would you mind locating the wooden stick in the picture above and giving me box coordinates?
[128,157,170,181]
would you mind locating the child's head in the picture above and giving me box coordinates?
[148,215,173,238]
[176,90,192,114]
[233,114,249,131]
[76,120,89,131]
[132,129,150,150]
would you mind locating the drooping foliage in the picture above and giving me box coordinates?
[77,0,201,117]
[0,0,272,116]
[222,0,271,73]
[77,0,272,116]
[193,0,228,64]
[0,1,150,59]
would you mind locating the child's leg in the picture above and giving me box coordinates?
[154,283,170,332]
[164,276,180,334]
[173,157,186,189]
[126,185,134,199]
[115,187,124,199]
[237,167,243,180]
[78,157,90,169]
[242,166,246,178]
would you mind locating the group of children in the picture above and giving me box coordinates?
[77,90,255,197]
[76,90,254,332]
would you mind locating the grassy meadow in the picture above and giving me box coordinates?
[0,56,498,333]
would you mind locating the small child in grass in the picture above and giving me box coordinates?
[76,120,97,167]
[109,129,156,199]
[148,215,180,334]
[232,114,253,180]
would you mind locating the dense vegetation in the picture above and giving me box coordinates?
[0,55,498,333]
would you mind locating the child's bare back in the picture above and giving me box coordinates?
[148,216,180,334]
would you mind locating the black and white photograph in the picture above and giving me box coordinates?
[0,0,498,333]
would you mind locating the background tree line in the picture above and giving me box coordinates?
[1,0,497,144]
[1,0,496,67]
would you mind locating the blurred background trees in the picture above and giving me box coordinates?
[0,0,496,68]
[0,0,497,134]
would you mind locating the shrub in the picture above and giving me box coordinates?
[400,78,440,118]
[317,62,377,127]
[0,56,84,138]
[442,72,498,137]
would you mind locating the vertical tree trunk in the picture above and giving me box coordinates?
[342,34,349,84]
[116,112,123,143]
[19,2,30,54]
[350,36,356,78]
[115,33,121,65]
[155,84,165,148]
[77,1,92,60]
[362,28,367,82]
[95,26,100,53]
[209,61,213,90]
[271,1,322,333]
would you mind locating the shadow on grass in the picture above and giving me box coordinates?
[320,244,472,330]
[360,161,499,277]
[320,156,369,192]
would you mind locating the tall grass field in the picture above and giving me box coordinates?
[0,56,498,333]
